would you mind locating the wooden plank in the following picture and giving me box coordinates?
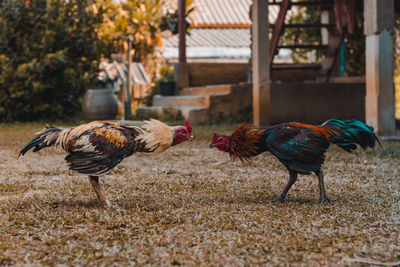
[277,44,328,49]
[252,0,270,127]
[272,63,320,69]
[269,1,332,7]
[270,23,335,28]
[178,0,186,63]
[188,63,248,87]
[269,0,290,65]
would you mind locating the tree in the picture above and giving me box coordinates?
[0,0,106,121]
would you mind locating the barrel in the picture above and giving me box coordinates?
[82,89,119,120]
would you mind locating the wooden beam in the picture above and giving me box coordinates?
[364,0,395,135]
[282,23,335,28]
[252,0,270,127]
[277,44,328,49]
[192,23,251,28]
[269,0,290,65]
[178,0,186,63]
[269,1,332,7]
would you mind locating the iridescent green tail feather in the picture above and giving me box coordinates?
[321,119,380,152]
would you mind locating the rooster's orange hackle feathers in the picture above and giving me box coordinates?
[228,124,264,161]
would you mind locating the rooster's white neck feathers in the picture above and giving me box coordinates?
[136,119,180,153]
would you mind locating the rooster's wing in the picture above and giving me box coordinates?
[64,122,141,175]
[265,124,329,173]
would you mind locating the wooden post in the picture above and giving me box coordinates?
[175,0,189,92]
[364,0,395,135]
[178,0,186,63]
[251,0,270,127]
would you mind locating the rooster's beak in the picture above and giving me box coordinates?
[209,143,214,148]
[189,135,194,141]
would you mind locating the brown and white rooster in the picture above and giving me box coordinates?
[19,119,193,206]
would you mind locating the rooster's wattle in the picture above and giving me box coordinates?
[209,119,379,204]
[19,119,193,206]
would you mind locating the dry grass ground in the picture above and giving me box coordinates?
[0,122,399,266]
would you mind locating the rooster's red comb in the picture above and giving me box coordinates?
[212,133,220,143]
[184,120,192,134]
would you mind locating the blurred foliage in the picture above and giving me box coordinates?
[282,7,322,63]
[0,0,197,122]
[0,0,106,122]
[140,64,174,106]
[342,15,365,76]
[160,0,196,35]
[158,64,175,82]
[97,0,166,66]
[97,0,194,69]
[96,0,195,105]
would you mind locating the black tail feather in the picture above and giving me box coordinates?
[19,127,62,157]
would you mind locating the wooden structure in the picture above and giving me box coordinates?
[251,0,345,127]
[248,0,395,135]
[171,0,395,133]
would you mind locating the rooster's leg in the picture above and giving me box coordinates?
[88,175,110,207]
[316,169,330,205]
[271,171,298,203]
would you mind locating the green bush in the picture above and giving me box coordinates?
[0,0,106,121]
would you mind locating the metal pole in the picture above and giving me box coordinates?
[125,37,132,120]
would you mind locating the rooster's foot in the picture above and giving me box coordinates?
[318,197,331,205]
[99,195,111,208]
[270,195,285,203]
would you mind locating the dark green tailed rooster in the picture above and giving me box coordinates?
[209,119,380,204]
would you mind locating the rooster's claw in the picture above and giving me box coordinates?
[318,197,331,205]
[270,196,285,203]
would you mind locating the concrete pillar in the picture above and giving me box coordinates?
[364,0,395,135]
[251,0,270,127]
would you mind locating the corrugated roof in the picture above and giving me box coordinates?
[164,28,250,48]
[162,1,300,58]
[191,0,251,26]
[189,0,284,27]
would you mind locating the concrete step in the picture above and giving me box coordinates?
[180,84,232,96]
[153,94,210,108]
[136,106,208,124]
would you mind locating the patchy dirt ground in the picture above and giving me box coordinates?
[0,123,399,266]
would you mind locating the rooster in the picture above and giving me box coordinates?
[19,119,193,206]
[209,119,379,204]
